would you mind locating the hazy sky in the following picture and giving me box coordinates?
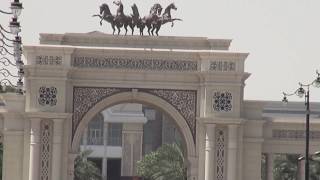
[1,0,320,102]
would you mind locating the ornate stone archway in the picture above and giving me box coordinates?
[1,33,262,180]
[71,88,197,156]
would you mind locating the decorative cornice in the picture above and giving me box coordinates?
[40,32,232,50]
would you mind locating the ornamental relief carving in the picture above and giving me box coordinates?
[36,55,62,65]
[38,86,58,106]
[212,91,233,112]
[209,61,235,71]
[216,128,226,180]
[40,119,53,180]
[272,129,320,140]
[72,56,198,71]
[72,87,197,143]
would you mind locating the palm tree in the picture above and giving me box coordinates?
[273,154,299,180]
[137,143,187,180]
[74,150,101,180]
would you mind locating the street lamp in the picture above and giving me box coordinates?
[282,70,320,180]
[0,0,24,95]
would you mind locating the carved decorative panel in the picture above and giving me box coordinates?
[40,119,53,180]
[216,128,226,180]
[72,87,197,143]
[141,89,197,141]
[38,86,57,106]
[73,87,128,135]
[73,56,198,71]
[212,91,232,112]
[36,55,62,65]
[272,129,320,140]
[209,61,235,71]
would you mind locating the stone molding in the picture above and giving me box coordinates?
[72,87,197,142]
[272,129,320,140]
[72,56,198,71]
[40,32,232,50]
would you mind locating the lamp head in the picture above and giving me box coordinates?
[10,0,23,17]
[282,95,288,105]
[314,70,320,88]
[9,17,21,34]
[296,86,305,98]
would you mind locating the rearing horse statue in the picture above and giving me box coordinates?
[93,2,138,35]
[151,3,182,36]
[92,4,117,35]
[141,3,163,36]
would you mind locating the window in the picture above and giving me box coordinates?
[108,123,122,146]
[87,114,104,145]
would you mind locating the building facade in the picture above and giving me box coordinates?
[0,32,319,180]
[80,103,183,180]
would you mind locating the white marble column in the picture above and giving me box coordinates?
[29,118,41,180]
[67,153,78,180]
[227,124,238,180]
[51,119,64,180]
[2,130,24,180]
[102,158,108,180]
[204,124,215,180]
[122,123,143,176]
[299,158,305,180]
[82,127,88,147]
[102,123,108,180]
[267,153,274,180]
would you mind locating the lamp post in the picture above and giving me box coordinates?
[282,70,320,180]
[0,0,23,94]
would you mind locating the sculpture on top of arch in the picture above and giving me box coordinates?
[92,1,182,36]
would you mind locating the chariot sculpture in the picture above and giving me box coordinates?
[93,1,182,36]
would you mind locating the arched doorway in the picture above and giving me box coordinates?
[71,90,197,179]
[78,103,186,180]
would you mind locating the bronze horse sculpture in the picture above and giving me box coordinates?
[151,3,182,36]
[93,2,181,36]
[93,2,140,35]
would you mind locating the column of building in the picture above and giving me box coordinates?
[51,118,65,180]
[121,123,143,176]
[227,125,238,180]
[29,118,41,180]
[267,154,274,180]
[2,112,25,180]
[102,123,108,180]
[204,124,215,180]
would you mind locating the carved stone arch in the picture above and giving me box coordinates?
[71,88,197,157]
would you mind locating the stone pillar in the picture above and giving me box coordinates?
[67,153,78,180]
[122,123,143,176]
[298,158,305,180]
[267,154,274,180]
[102,158,108,180]
[82,127,88,147]
[227,124,238,180]
[204,124,215,180]
[2,130,24,180]
[51,119,64,180]
[102,123,108,180]
[29,118,41,180]
[243,138,263,180]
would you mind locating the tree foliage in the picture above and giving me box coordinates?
[137,143,187,180]
[273,154,320,180]
[274,154,299,180]
[74,150,101,180]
